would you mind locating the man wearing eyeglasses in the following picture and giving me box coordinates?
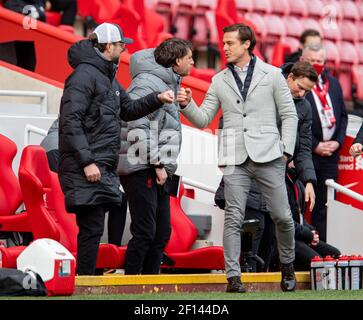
[58,23,174,275]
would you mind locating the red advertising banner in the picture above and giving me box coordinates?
[337,135,363,210]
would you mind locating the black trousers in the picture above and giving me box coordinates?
[107,192,128,246]
[295,240,341,271]
[312,154,339,242]
[120,169,171,275]
[49,0,77,25]
[74,205,106,275]
[74,203,121,275]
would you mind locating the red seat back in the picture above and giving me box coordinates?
[18,146,60,241]
[0,134,22,216]
[288,0,307,18]
[164,183,198,253]
[18,146,77,252]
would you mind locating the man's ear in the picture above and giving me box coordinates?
[243,40,251,50]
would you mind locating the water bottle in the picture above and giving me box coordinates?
[310,256,326,290]
[337,255,350,290]
[323,256,337,290]
[350,255,363,290]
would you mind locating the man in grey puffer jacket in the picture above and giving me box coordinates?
[117,38,194,274]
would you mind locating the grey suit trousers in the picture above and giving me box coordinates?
[222,157,295,278]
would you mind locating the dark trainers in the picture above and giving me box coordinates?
[280,262,296,292]
[226,276,246,293]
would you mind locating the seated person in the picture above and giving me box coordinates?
[4,0,77,26]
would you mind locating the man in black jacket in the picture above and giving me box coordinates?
[58,23,174,275]
[301,45,348,242]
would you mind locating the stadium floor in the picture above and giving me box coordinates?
[75,272,311,295]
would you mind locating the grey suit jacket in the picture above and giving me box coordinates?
[181,58,298,166]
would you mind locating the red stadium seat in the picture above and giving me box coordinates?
[45,11,61,26]
[283,16,303,39]
[339,20,359,44]
[322,0,343,21]
[235,0,253,15]
[301,18,322,34]
[305,0,325,19]
[244,12,267,40]
[153,0,174,33]
[192,0,218,48]
[352,65,363,100]
[288,0,308,18]
[357,22,363,43]
[263,14,287,62]
[323,40,340,73]
[270,0,290,16]
[171,0,196,40]
[320,20,341,42]
[356,42,363,65]
[341,0,360,22]
[253,0,272,14]
[0,146,125,270]
[338,41,359,66]
[162,183,225,270]
[0,134,31,233]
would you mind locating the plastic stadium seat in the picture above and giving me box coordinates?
[153,0,174,33]
[283,37,300,53]
[323,40,340,72]
[263,14,287,62]
[288,0,308,18]
[352,65,363,100]
[0,134,31,233]
[301,18,322,34]
[320,20,341,42]
[192,0,218,47]
[357,22,363,43]
[270,0,290,16]
[235,0,253,15]
[340,0,360,22]
[356,43,363,65]
[245,12,267,42]
[322,0,343,21]
[283,16,303,39]
[253,0,272,14]
[0,146,125,270]
[338,41,359,66]
[339,20,359,44]
[171,0,196,40]
[305,0,324,19]
[45,11,61,26]
[162,183,225,271]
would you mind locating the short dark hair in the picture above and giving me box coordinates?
[299,29,321,45]
[154,38,193,68]
[89,33,108,52]
[223,23,256,55]
[290,61,318,83]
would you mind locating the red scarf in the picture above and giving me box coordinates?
[312,79,336,128]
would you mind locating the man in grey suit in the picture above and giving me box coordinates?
[177,24,298,292]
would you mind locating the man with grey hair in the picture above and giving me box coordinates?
[301,45,347,242]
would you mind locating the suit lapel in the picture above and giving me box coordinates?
[246,60,267,99]
[223,70,243,99]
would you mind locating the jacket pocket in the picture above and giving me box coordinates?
[260,126,280,134]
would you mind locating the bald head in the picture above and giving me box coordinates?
[301,45,326,65]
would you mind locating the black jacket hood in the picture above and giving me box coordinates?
[68,39,116,79]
